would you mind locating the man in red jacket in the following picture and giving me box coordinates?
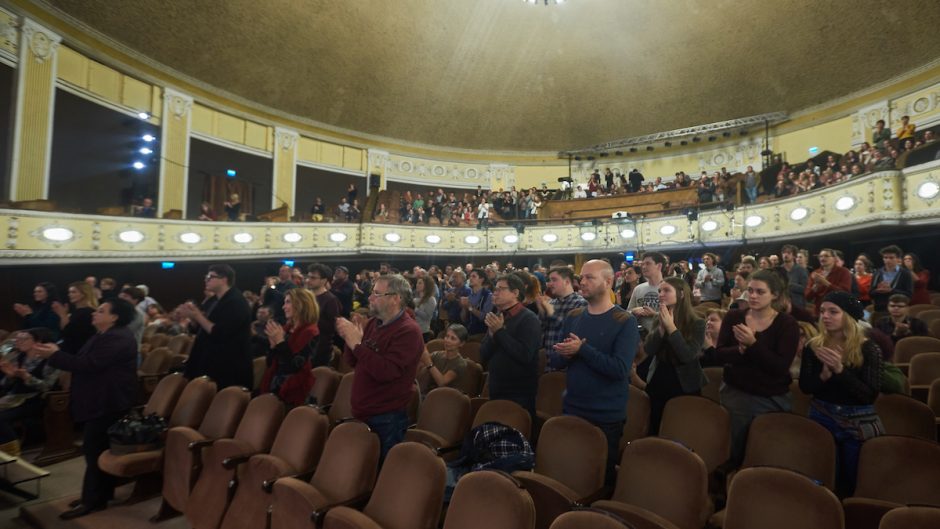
[336,274,423,462]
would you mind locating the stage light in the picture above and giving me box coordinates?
[138,112,150,120]
[142,134,155,142]
[132,161,145,170]
[700,220,719,232]
[745,215,763,227]
[139,147,153,155]
[384,232,401,243]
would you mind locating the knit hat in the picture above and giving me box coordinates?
[822,291,864,321]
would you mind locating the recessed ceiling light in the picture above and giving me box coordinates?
[425,234,441,244]
[503,234,519,244]
[328,232,347,243]
[41,227,74,242]
[700,220,718,232]
[659,225,677,236]
[465,235,481,245]
[137,112,150,120]
[179,232,201,244]
[283,232,303,243]
[118,230,144,243]
[142,134,155,142]
[580,232,597,241]
[620,228,636,238]
[745,215,763,227]
[542,233,558,243]
[384,232,401,243]
[790,207,809,221]
[233,232,253,244]
[835,196,855,211]
[917,181,939,199]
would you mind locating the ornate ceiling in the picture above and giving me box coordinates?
[38,0,940,152]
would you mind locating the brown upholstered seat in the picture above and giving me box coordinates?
[271,421,380,529]
[701,367,722,403]
[917,309,940,325]
[99,376,216,479]
[443,470,535,529]
[907,304,940,318]
[166,334,193,356]
[147,333,170,350]
[843,435,940,529]
[875,393,937,441]
[404,387,471,452]
[219,406,329,529]
[658,395,730,474]
[908,352,940,401]
[321,442,446,529]
[473,399,532,440]
[789,379,812,417]
[139,346,173,376]
[620,385,650,452]
[513,415,608,529]
[928,319,940,340]
[185,393,285,529]
[157,386,250,516]
[548,509,635,529]
[723,467,843,529]
[461,341,482,364]
[324,371,355,426]
[453,361,484,397]
[594,437,709,529]
[929,378,940,439]
[894,336,940,369]
[877,506,940,529]
[536,372,567,421]
[426,338,445,353]
[252,356,267,391]
[310,366,342,407]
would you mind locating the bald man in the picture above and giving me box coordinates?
[551,259,639,485]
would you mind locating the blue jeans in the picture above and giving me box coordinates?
[588,419,624,488]
[365,410,409,465]
[745,186,758,203]
[809,400,882,497]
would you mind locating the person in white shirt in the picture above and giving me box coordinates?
[695,253,724,303]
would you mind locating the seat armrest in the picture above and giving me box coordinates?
[263,467,317,492]
[188,437,218,451]
[222,453,255,469]
[311,492,372,526]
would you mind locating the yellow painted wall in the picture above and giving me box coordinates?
[0,8,16,57]
[297,137,365,172]
[57,46,160,118]
[190,103,273,152]
[774,116,853,162]
[515,165,570,189]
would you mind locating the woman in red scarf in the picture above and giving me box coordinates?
[260,288,319,406]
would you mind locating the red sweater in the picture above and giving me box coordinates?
[344,310,423,419]
[805,265,852,313]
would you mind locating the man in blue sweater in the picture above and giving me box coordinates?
[552,259,639,485]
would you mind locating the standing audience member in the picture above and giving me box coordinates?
[640,277,707,434]
[331,266,355,318]
[696,253,724,304]
[414,276,438,342]
[305,264,343,367]
[903,252,931,305]
[223,193,241,221]
[12,282,60,340]
[419,324,469,392]
[536,267,587,367]
[870,245,913,314]
[0,328,60,456]
[481,274,542,417]
[617,265,640,310]
[550,260,638,485]
[259,288,319,406]
[440,270,471,327]
[461,269,493,336]
[805,248,852,314]
[117,287,146,349]
[781,244,808,309]
[799,292,884,496]
[853,255,874,304]
[180,265,253,389]
[336,274,423,462]
[34,299,138,519]
[53,281,98,355]
[628,252,667,334]
[873,294,929,343]
[706,270,800,464]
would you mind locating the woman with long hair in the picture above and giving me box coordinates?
[800,292,883,496]
[260,288,320,406]
[420,323,469,391]
[903,252,931,305]
[53,281,98,355]
[413,276,438,342]
[706,269,800,464]
[641,277,707,434]
[12,282,61,340]
[512,270,542,314]
[617,265,641,310]
[853,255,873,303]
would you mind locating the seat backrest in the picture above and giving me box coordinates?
[426,338,445,353]
[549,509,634,529]
[875,393,937,441]
[310,366,341,407]
[167,334,191,356]
[461,342,482,364]
[789,379,812,417]
[148,333,170,349]
[535,416,607,499]
[894,336,940,363]
[878,505,940,529]
[614,437,708,529]
[310,421,380,502]
[929,319,940,340]
[232,393,285,452]
[270,405,329,472]
[363,442,446,529]
[443,470,535,529]
[928,378,940,416]
[169,376,218,428]
[140,347,172,375]
[701,367,722,403]
[472,399,531,440]
[143,372,187,418]
[252,357,266,391]
[416,387,471,446]
[453,361,484,397]
[853,435,940,505]
[724,467,843,529]
[658,395,731,473]
[620,385,650,451]
[199,386,251,438]
[908,352,940,385]
[328,371,355,424]
[536,372,566,418]
[916,309,940,325]
[740,412,837,490]
[908,304,939,317]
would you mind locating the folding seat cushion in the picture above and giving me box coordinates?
[723,467,843,529]
[875,393,936,441]
[404,387,471,452]
[878,506,940,529]
[658,395,730,473]
[549,509,635,529]
[443,470,535,529]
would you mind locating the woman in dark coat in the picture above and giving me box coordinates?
[34,298,139,519]
[12,282,61,340]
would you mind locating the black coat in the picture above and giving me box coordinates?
[184,287,253,389]
[48,326,138,422]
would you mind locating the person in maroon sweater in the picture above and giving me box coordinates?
[805,248,852,315]
[706,269,800,464]
[305,263,343,367]
[336,274,423,462]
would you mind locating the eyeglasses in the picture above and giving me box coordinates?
[369,291,397,298]
[493,286,511,292]
[205,274,222,281]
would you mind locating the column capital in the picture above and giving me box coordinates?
[163,87,193,120]
[274,127,299,151]
[21,18,61,64]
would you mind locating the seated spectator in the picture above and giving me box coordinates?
[701,307,727,355]
[132,197,157,218]
[896,115,916,147]
[310,197,325,222]
[873,294,928,344]
[348,199,361,221]
[0,328,60,456]
[198,201,216,221]
[419,324,469,392]
[337,197,351,221]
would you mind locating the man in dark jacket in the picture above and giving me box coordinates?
[181,264,253,389]
[870,245,914,314]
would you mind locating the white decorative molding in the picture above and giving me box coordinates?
[0,7,18,63]
[275,127,299,151]
[21,19,60,64]
[488,163,515,190]
[163,87,193,120]
[851,101,890,147]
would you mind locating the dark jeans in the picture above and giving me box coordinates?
[588,418,624,488]
[809,401,882,497]
[81,410,127,507]
[364,410,409,465]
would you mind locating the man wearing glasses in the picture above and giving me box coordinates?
[336,274,423,462]
[180,264,253,389]
[305,263,343,367]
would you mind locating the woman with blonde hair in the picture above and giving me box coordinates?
[799,291,883,496]
[260,288,320,406]
[641,277,707,433]
[53,281,98,355]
